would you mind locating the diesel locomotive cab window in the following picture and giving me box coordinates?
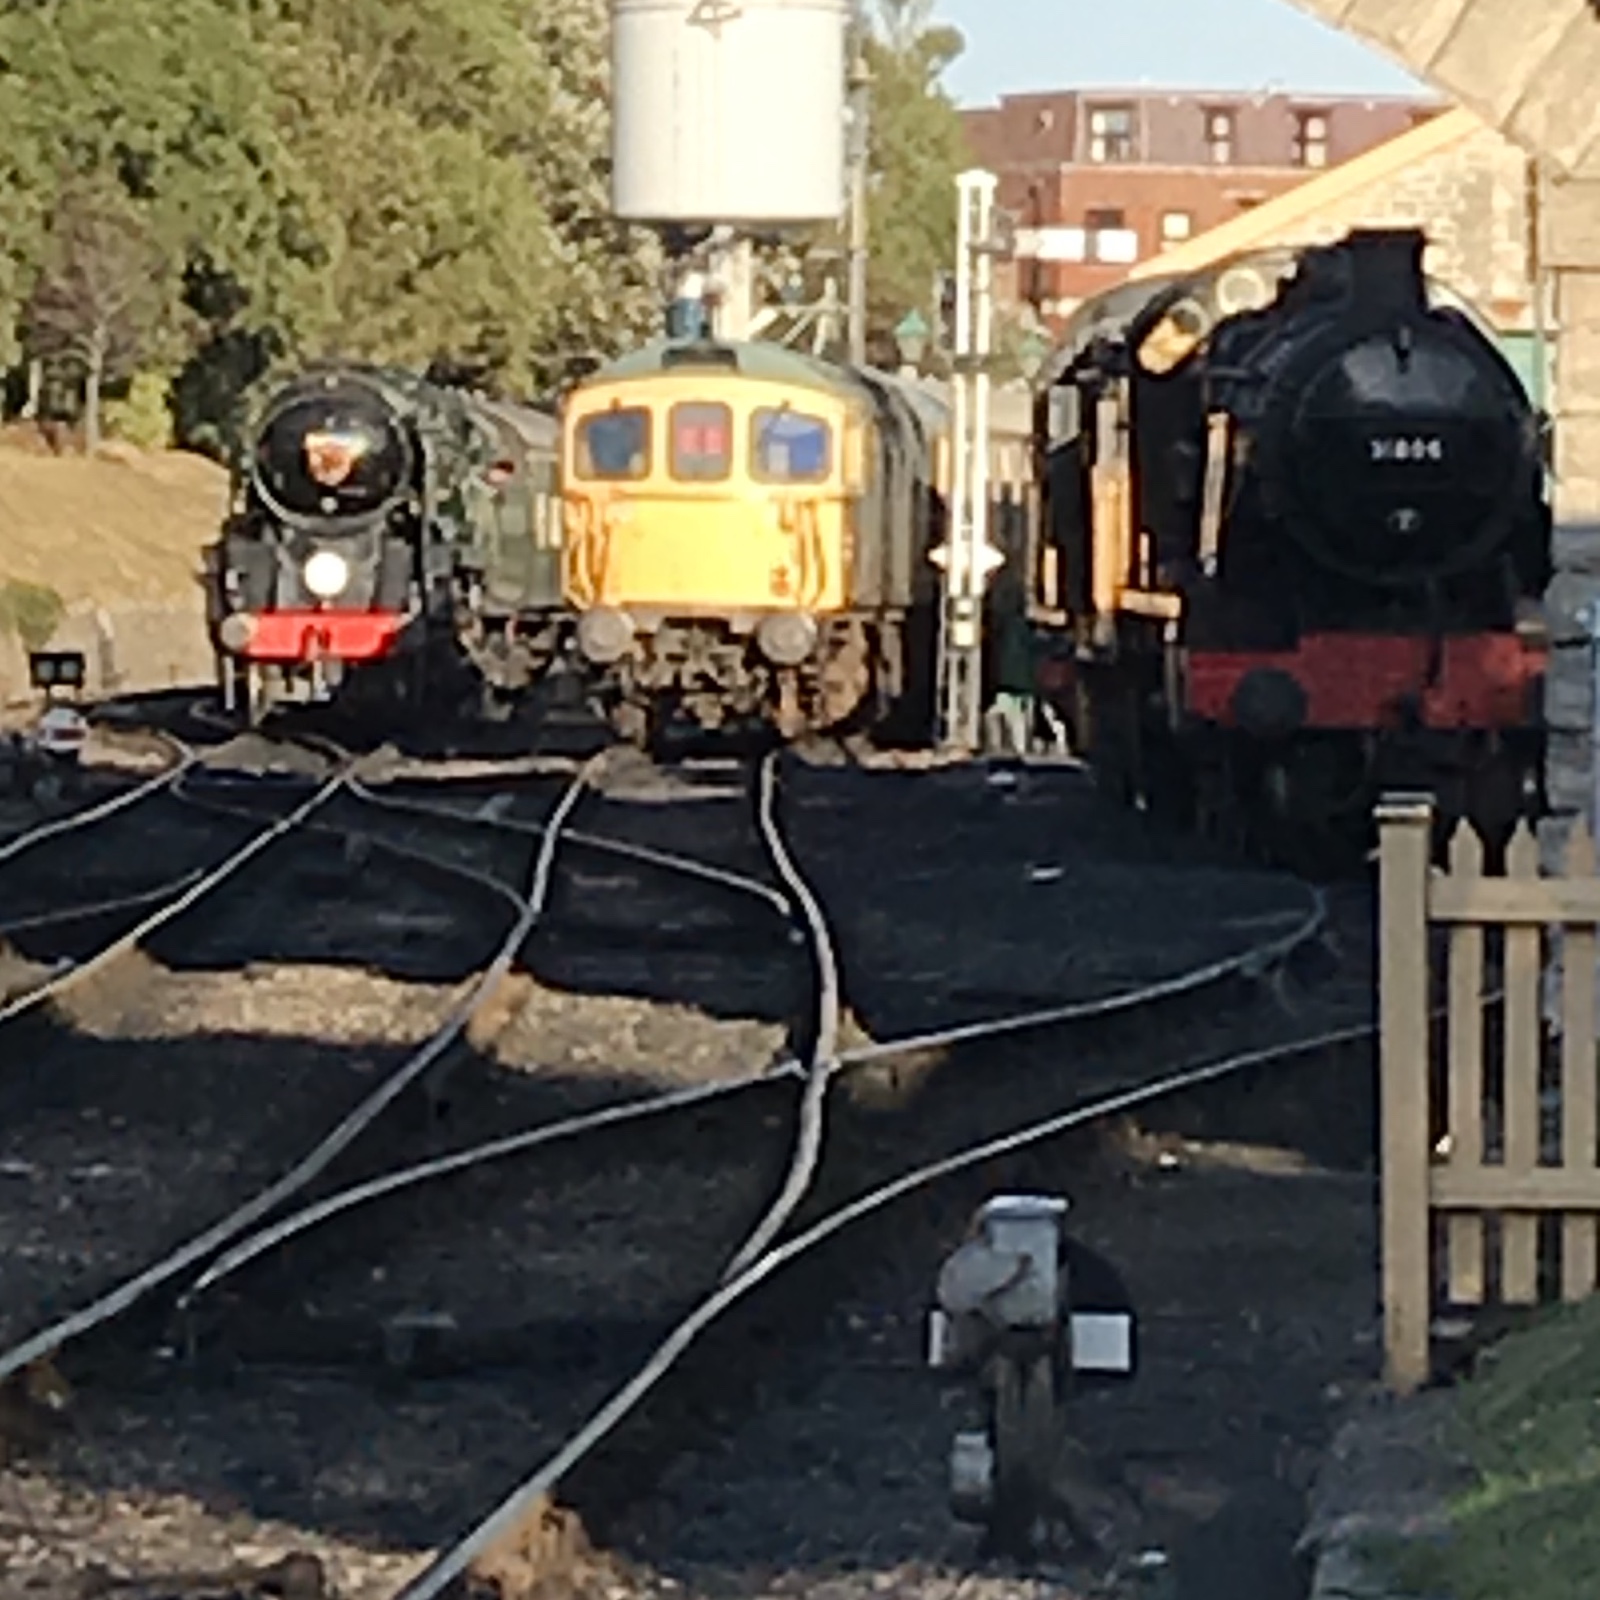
[577,408,650,480]
[254,394,410,520]
[751,409,831,483]
[669,403,733,481]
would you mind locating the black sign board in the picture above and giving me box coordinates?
[29,651,87,690]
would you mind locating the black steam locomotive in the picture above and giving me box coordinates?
[1034,228,1550,863]
[206,363,563,725]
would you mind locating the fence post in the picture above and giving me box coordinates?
[1377,793,1434,1393]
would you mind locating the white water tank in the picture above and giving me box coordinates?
[610,0,849,225]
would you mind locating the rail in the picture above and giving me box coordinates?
[0,768,349,1028]
[393,1010,1381,1600]
[0,756,605,1388]
[180,873,1327,1329]
[0,743,195,870]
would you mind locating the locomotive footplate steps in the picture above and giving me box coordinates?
[928,1194,1136,1554]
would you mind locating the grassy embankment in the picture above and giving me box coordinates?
[0,433,226,697]
[0,434,226,605]
[1381,1295,1600,1600]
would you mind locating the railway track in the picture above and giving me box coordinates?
[151,751,833,1375]
[0,752,570,1369]
[0,745,1376,1600]
[0,743,831,1387]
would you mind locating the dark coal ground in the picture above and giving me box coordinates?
[0,749,1380,1600]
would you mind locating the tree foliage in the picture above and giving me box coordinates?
[0,0,660,453]
[862,0,968,361]
[23,174,177,452]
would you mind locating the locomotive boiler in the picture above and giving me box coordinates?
[1035,228,1550,862]
[206,363,563,725]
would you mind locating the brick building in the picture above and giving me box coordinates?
[961,88,1443,319]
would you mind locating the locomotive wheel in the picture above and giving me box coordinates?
[1139,717,1195,831]
[610,700,652,748]
[1194,755,1251,860]
[1086,676,1143,809]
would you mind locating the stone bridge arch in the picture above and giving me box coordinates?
[1291,0,1600,176]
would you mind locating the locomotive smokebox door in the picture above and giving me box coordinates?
[928,1194,1136,1549]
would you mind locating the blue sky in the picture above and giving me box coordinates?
[933,0,1432,107]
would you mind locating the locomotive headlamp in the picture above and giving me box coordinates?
[576,606,635,665]
[217,613,258,653]
[303,549,352,600]
[755,611,818,667]
[1136,301,1207,376]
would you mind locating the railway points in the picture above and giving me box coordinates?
[0,721,1377,1600]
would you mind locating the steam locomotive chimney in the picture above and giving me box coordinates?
[1339,229,1428,314]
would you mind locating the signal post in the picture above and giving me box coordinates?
[933,170,1008,755]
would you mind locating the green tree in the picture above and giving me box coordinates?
[254,0,659,393]
[861,0,968,361]
[0,0,662,443]
[22,174,178,452]
[0,0,330,445]
[0,579,64,652]
[0,0,329,330]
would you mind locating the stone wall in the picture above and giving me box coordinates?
[1539,177,1600,890]
[0,597,214,708]
[1291,0,1600,182]
[1144,118,1538,326]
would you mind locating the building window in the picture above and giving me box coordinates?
[1205,108,1235,165]
[1293,111,1329,168]
[1087,105,1134,163]
[1036,109,1055,133]
[1085,207,1137,263]
[1160,210,1193,244]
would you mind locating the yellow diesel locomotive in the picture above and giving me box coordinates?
[559,337,1026,742]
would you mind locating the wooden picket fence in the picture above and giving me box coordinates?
[1379,795,1600,1392]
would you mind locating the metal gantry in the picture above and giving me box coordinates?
[934,169,1006,754]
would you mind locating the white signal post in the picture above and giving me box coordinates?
[934,169,1006,754]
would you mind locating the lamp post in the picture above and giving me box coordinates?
[894,308,930,378]
[1016,328,1051,387]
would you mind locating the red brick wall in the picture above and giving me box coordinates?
[1006,166,1312,307]
[964,89,1439,173]
[961,88,1443,321]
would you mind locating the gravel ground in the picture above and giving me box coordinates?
[600,1009,1383,1600]
[0,821,511,1355]
[777,759,1318,1038]
[0,751,1356,1600]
